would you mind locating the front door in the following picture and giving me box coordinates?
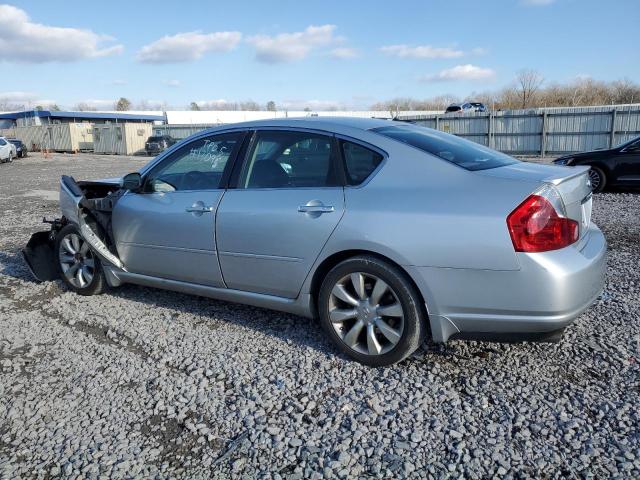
[216,129,345,298]
[112,132,245,286]
[615,139,640,184]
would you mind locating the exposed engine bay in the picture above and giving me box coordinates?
[23,175,126,281]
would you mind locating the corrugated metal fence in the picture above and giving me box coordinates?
[397,105,640,156]
[152,124,220,140]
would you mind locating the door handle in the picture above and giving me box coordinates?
[186,206,213,213]
[298,200,335,215]
[186,201,214,216]
[298,205,334,213]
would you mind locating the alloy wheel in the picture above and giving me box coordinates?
[58,233,95,288]
[328,272,405,356]
[588,168,602,192]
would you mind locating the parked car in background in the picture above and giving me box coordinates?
[0,137,14,163]
[23,118,606,366]
[444,102,487,114]
[145,135,176,156]
[8,139,27,158]
[553,136,640,193]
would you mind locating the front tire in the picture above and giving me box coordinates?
[55,224,106,296]
[588,166,606,193]
[318,255,427,367]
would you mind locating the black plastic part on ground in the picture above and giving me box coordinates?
[22,230,60,282]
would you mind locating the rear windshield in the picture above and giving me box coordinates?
[372,124,519,171]
[445,106,461,112]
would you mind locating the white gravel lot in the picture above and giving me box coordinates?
[0,152,639,479]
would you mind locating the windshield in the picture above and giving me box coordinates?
[147,136,165,142]
[616,135,640,149]
[372,124,519,171]
[0,138,6,146]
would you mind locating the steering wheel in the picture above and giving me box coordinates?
[182,170,210,190]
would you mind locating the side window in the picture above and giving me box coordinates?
[144,132,243,193]
[239,130,339,189]
[341,141,383,185]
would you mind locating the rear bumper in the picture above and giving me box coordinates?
[408,223,607,343]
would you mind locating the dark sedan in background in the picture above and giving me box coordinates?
[8,139,27,158]
[145,135,176,156]
[554,136,640,192]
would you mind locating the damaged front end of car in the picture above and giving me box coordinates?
[22,175,127,282]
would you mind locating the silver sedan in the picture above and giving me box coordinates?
[24,117,607,366]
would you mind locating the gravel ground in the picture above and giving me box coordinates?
[0,153,639,479]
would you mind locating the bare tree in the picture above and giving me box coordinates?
[515,69,544,109]
[370,77,640,112]
[266,101,276,112]
[74,102,97,112]
[115,97,131,111]
[239,100,260,111]
[189,102,200,111]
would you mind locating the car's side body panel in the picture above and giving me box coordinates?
[112,189,225,286]
[216,188,345,298]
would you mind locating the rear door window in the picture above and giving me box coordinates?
[239,130,341,188]
[341,141,383,185]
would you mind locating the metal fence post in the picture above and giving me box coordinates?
[488,112,493,148]
[435,115,440,131]
[610,109,617,148]
[540,112,547,157]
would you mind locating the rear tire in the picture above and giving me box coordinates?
[589,166,606,193]
[318,255,427,367]
[55,224,106,296]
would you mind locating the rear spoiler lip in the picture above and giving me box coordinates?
[544,165,590,186]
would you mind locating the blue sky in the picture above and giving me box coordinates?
[1,0,638,110]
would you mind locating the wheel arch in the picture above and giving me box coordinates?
[307,249,431,331]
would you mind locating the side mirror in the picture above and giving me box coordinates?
[122,172,142,191]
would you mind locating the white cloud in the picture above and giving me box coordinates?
[137,31,242,64]
[247,25,338,63]
[0,5,123,63]
[0,91,38,101]
[380,44,464,59]
[329,47,359,59]
[164,79,182,87]
[521,0,556,5]
[0,91,57,109]
[420,64,496,82]
[471,47,489,56]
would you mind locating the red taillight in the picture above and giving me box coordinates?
[507,194,578,252]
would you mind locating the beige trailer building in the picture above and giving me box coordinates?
[0,124,94,152]
[93,123,152,155]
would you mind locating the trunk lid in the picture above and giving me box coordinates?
[477,162,593,237]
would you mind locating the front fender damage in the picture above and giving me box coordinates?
[22,175,126,282]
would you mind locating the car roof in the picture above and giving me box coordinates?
[206,116,395,133]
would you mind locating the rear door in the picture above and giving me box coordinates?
[112,131,245,286]
[216,129,345,298]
